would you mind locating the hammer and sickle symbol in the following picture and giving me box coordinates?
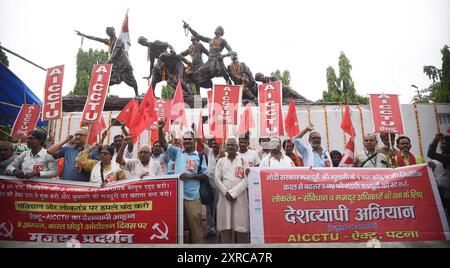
[150,221,169,240]
[0,221,14,238]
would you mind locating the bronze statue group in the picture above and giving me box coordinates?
[76,21,303,105]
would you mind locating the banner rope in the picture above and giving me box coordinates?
[432,102,441,134]
[412,102,424,158]
[323,105,330,152]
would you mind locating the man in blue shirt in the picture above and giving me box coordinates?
[158,120,208,243]
[293,126,331,167]
[47,128,90,182]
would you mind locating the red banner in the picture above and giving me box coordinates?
[42,65,64,121]
[251,165,449,243]
[211,84,241,139]
[369,94,404,134]
[81,64,112,124]
[11,104,41,139]
[0,177,180,244]
[258,81,284,137]
[149,98,171,132]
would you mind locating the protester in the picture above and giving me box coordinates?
[197,135,226,239]
[150,141,172,175]
[6,130,58,179]
[427,133,450,211]
[116,136,162,179]
[329,150,343,167]
[378,132,398,167]
[238,133,260,167]
[427,133,450,167]
[260,137,295,167]
[158,119,208,243]
[0,141,16,175]
[91,124,134,160]
[354,133,389,168]
[75,144,126,185]
[257,137,271,160]
[395,136,424,166]
[47,128,90,182]
[283,139,303,167]
[293,126,331,167]
[214,137,250,243]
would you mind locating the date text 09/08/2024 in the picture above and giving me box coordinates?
[177,252,273,265]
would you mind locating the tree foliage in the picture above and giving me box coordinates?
[321,52,369,104]
[161,84,175,100]
[413,45,450,103]
[271,69,291,86]
[0,47,9,67]
[70,48,109,96]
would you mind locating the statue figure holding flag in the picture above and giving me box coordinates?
[75,26,139,97]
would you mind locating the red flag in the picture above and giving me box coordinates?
[284,98,300,138]
[150,129,158,145]
[116,99,138,129]
[81,64,112,124]
[196,110,204,152]
[11,104,41,138]
[258,81,284,137]
[237,105,255,137]
[119,9,131,52]
[171,81,187,128]
[88,116,107,144]
[341,104,356,137]
[129,85,156,142]
[339,138,355,167]
[369,94,404,134]
[149,98,171,132]
[42,65,64,121]
[197,109,204,140]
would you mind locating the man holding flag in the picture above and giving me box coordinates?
[75,10,138,96]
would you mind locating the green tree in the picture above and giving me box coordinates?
[271,69,291,86]
[161,82,196,100]
[161,84,175,99]
[70,48,109,96]
[0,47,9,67]
[322,52,369,104]
[414,45,450,103]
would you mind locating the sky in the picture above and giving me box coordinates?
[1,0,449,104]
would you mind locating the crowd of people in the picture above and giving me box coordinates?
[0,121,449,244]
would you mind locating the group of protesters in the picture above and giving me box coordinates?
[0,119,449,244]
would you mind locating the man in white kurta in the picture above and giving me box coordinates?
[259,137,295,168]
[215,137,250,243]
[116,139,162,179]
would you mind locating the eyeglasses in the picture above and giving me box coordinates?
[99,152,111,156]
